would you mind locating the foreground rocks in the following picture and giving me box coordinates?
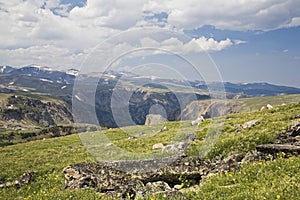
[256,121,300,156]
[63,154,250,199]
[63,122,300,199]
[0,171,35,189]
[63,156,211,199]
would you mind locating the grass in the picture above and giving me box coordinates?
[187,103,300,159]
[0,102,300,199]
[185,156,300,199]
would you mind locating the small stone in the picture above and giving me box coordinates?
[174,184,183,190]
[242,120,259,129]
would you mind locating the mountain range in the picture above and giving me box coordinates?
[1,64,300,128]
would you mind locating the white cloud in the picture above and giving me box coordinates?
[0,45,85,69]
[140,36,236,53]
[69,0,144,29]
[0,0,299,69]
[144,0,300,31]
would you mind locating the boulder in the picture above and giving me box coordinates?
[163,142,190,155]
[152,143,164,150]
[242,120,259,129]
[144,114,167,125]
[191,116,205,126]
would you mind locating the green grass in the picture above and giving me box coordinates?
[0,103,300,199]
[185,156,300,200]
[187,103,300,159]
[240,94,300,112]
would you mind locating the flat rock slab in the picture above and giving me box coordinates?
[63,156,211,198]
[256,144,300,155]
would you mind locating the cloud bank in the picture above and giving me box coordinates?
[0,0,299,68]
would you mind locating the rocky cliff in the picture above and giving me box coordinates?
[0,95,73,130]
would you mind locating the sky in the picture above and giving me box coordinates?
[0,0,300,87]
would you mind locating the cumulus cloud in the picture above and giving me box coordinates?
[140,36,237,53]
[0,0,299,69]
[69,0,145,29]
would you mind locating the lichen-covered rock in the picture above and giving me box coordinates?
[63,156,211,198]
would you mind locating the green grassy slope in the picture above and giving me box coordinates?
[0,102,300,199]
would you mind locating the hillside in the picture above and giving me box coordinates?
[0,102,299,199]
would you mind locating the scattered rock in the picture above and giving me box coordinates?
[266,104,273,109]
[260,106,266,111]
[152,143,164,150]
[242,120,260,129]
[144,114,167,125]
[160,126,168,132]
[294,114,300,119]
[184,134,196,142]
[0,171,35,189]
[191,116,205,126]
[163,142,190,155]
[275,122,300,144]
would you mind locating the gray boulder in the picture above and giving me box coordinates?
[242,120,260,129]
[144,114,167,125]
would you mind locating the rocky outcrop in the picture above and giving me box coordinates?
[63,153,251,199]
[0,95,73,128]
[182,100,243,120]
[256,144,300,155]
[256,122,300,155]
[63,156,212,198]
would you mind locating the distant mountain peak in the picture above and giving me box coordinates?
[0,65,14,73]
[66,69,79,76]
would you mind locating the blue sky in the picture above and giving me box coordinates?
[189,26,300,87]
[0,0,299,87]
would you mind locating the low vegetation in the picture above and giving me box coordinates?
[0,102,300,199]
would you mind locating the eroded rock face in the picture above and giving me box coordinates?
[0,95,73,128]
